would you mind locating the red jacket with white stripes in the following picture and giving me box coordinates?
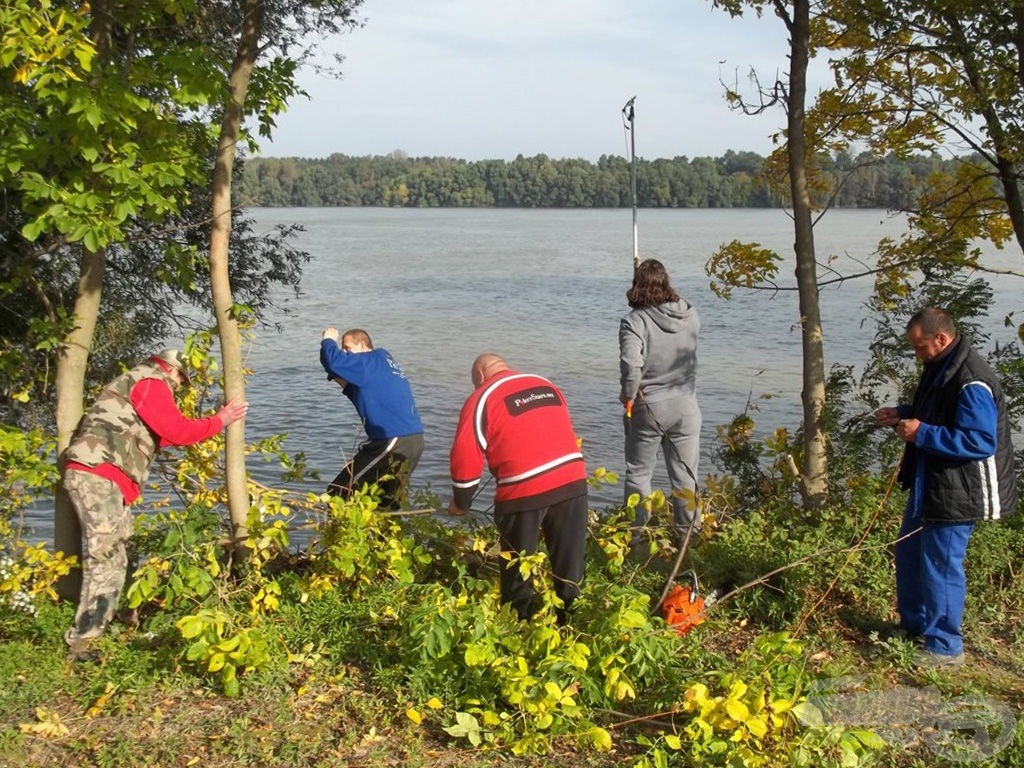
[450,369,586,509]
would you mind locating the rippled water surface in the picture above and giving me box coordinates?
[23,208,1023,541]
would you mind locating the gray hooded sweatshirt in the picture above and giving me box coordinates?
[619,299,699,404]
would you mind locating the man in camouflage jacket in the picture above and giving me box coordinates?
[62,349,248,658]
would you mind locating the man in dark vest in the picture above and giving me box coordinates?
[874,308,1017,669]
[62,349,248,659]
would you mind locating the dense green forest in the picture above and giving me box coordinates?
[238,150,959,209]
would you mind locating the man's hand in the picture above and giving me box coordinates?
[446,499,467,517]
[874,407,900,427]
[217,395,249,427]
[322,327,339,342]
[895,418,921,443]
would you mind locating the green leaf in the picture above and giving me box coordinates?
[176,616,205,639]
[791,701,823,727]
[20,218,43,242]
[82,228,99,252]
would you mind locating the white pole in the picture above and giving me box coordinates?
[622,96,639,269]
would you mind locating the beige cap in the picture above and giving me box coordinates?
[150,349,191,383]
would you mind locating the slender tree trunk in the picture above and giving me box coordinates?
[53,247,107,599]
[209,0,263,550]
[1007,8,1024,253]
[786,0,828,510]
[54,0,115,600]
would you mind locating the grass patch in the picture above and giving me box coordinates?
[2,474,1023,766]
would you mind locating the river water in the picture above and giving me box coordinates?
[21,208,1024,541]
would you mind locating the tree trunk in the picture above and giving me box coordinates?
[53,246,107,599]
[54,1,115,600]
[209,0,263,551]
[787,0,829,510]
[946,14,1024,256]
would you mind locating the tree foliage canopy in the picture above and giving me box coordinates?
[237,150,970,209]
[0,0,363,431]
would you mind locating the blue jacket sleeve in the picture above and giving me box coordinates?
[915,381,998,460]
[320,339,368,385]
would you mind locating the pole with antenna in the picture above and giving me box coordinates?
[621,96,638,427]
[622,95,639,270]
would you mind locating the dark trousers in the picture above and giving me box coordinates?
[327,433,423,510]
[493,493,587,622]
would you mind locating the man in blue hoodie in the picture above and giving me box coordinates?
[874,307,1016,669]
[320,327,424,509]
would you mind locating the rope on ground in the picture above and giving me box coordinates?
[791,460,900,638]
[696,520,923,625]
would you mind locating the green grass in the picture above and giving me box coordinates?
[2,486,1023,767]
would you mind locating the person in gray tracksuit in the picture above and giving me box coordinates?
[618,259,701,549]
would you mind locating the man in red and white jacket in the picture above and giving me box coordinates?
[448,353,588,623]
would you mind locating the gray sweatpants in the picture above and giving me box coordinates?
[623,393,701,541]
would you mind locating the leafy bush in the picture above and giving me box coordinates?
[0,541,76,621]
[0,426,57,539]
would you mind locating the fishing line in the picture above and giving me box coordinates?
[628,388,700,493]
[625,388,701,586]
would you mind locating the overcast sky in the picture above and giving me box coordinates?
[258,1,820,162]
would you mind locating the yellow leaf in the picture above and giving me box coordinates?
[615,679,636,701]
[726,699,750,723]
[405,708,423,724]
[727,679,749,699]
[746,715,768,738]
[85,682,117,718]
[426,697,443,710]
[770,698,793,714]
[672,486,697,511]
[587,726,613,751]
[482,710,500,726]
[684,682,710,704]
[19,708,69,738]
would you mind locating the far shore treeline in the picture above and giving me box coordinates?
[239,150,963,209]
